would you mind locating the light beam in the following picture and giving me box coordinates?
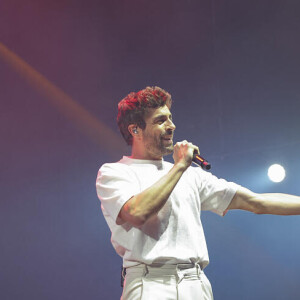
[0,42,127,157]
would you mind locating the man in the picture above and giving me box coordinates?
[96,86,300,300]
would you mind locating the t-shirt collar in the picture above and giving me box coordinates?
[122,156,164,166]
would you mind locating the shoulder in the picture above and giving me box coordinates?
[184,165,207,179]
[96,159,133,184]
[98,157,132,173]
[99,161,126,172]
[184,165,238,191]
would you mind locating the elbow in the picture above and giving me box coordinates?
[119,205,149,227]
[129,210,155,227]
[131,215,147,227]
[125,211,148,227]
[118,195,159,227]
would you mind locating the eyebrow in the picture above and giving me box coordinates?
[152,113,172,122]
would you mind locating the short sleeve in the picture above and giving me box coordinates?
[96,163,140,224]
[194,168,239,216]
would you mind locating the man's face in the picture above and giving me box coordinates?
[141,105,176,160]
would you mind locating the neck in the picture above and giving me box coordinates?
[130,144,162,160]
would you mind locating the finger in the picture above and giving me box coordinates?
[174,141,187,148]
[187,143,195,155]
[187,143,200,156]
[193,146,200,155]
[182,140,188,146]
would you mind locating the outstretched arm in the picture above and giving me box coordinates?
[228,186,300,215]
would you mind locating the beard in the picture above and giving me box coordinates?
[143,131,174,159]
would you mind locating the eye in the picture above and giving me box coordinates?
[156,118,166,124]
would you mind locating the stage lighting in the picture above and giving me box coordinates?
[268,164,286,183]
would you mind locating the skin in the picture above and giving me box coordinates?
[119,105,300,227]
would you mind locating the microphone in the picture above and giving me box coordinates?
[192,152,211,170]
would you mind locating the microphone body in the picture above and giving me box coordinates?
[192,153,211,170]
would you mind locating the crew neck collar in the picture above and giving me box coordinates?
[122,156,164,165]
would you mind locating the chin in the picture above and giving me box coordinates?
[163,146,174,155]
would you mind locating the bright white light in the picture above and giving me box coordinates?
[268,164,286,183]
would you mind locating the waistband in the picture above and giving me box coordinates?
[129,263,199,269]
[123,262,202,277]
[121,263,203,287]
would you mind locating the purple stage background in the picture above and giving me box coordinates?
[1,1,300,299]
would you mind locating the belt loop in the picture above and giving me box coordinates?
[176,264,184,284]
[143,264,149,276]
[121,267,126,287]
[195,263,201,278]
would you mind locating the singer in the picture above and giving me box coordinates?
[96,86,300,300]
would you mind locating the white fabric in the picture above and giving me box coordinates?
[121,264,214,300]
[96,156,239,268]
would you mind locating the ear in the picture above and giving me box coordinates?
[128,124,140,138]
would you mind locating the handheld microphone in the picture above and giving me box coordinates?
[192,152,211,170]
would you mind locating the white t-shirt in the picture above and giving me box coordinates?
[96,156,239,268]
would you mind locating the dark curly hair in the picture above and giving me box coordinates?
[117,86,172,145]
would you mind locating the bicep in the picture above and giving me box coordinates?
[227,186,263,213]
[96,164,139,223]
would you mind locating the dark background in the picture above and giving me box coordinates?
[1,0,300,299]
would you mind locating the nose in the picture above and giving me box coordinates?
[167,119,176,131]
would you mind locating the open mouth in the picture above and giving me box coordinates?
[162,136,173,143]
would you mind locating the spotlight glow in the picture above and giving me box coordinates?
[268,164,286,183]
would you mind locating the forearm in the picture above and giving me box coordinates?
[229,187,300,215]
[259,193,300,215]
[119,163,186,226]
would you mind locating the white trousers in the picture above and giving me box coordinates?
[121,263,214,300]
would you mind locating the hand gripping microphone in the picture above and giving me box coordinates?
[192,151,211,170]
